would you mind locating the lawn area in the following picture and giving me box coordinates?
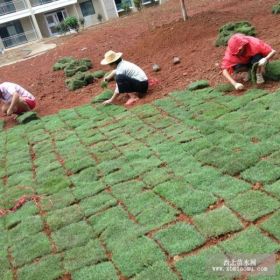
[0,86,280,280]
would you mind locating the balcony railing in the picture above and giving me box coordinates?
[1,29,38,48]
[0,0,27,16]
[30,0,60,7]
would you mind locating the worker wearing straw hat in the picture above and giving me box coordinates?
[101,50,148,105]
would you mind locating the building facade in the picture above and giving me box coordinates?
[0,0,163,50]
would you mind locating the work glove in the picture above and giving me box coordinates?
[234,83,245,90]
[258,58,268,66]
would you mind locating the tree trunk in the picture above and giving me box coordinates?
[180,0,188,21]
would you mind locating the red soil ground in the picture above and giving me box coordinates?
[0,0,280,127]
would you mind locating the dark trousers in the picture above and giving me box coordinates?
[116,74,148,97]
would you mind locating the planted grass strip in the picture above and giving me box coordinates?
[80,192,117,217]
[260,210,280,240]
[227,190,280,222]
[63,240,106,272]
[133,261,178,280]
[155,181,217,216]
[8,215,43,243]
[112,237,165,278]
[46,205,84,231]
[52,221,92,252]
[72,261,118,280]
[264,180,280,199]
[154,223,205,256]
[36,176,71,195]
[176,246,229,280]
[241,161,280,184]
[193,207,243,238]
[219,226,280,254]
[209,175,251,199]
[17,255,62,280]
[11,232,52,267]
[40,189,76,211]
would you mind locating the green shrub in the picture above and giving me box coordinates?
[272,2,280,14]
[215,21,256,46]
[64,16,79,32]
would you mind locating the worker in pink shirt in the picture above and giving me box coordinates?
[221,33,276,90]
[0,82,36,116]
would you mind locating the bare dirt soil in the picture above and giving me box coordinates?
[0,0,280,127]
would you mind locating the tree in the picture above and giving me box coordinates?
[180,0,188,21]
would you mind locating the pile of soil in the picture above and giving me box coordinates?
[0,0,279,127]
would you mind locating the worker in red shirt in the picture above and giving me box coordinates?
[221,33,276,90]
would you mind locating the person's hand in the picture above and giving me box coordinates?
[103,99,113,105]
[234,83,245,90]
[258,58,268,66]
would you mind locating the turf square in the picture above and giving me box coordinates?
[8,215,43,243]
[219,226,280,254]
[17,255,62,280]
[79,192,117,217]
[52,221,93,252]
[260,210,280,240]
[210,176,251,199]
[264,180,280,199]
[40,189,76,211]
[175,246,229,280]
[193,206,243,238]
[63,240,106,272]
[11,232,52,267]
[241,161,280,184]
[112,237,165,277]
[46,205,84,231]
[155,180,217,216]
[133,261,178,280]
[154,223,205,255]
[226,191,280,221]
[72,261,118,280]
[142,168,172,188]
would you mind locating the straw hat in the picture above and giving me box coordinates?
[101,50,123,65]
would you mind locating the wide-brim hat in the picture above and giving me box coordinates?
[101,50,123,65]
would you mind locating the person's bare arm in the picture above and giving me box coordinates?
[7,92,19,115]
[258,50,277,66]
[222,69,244,90]
[104,70,116,82]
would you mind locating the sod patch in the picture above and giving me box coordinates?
[79,192,117,217]
[260,210,280,240]
[72,261,118,280]
[226,190,280,221]
[8,215,43,243]
[155,180,217,216]
[219,226,280,254]
[11,232,52,267]
[45,205,84,231]
[264,180,280,199]
[17,255,62,280]
[193,206,243,238]
[176,246,229,280]
[154,222,205,255]
[241,161,280,184]
[63,240,106,272]
[52,221,92,252]
[133,261,178,280]
[112,237,165,278]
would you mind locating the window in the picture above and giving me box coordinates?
[79,0,95,17]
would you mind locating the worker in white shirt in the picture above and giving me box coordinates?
[101,50,148,106]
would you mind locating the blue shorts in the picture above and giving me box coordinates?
[233,54,264,73]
